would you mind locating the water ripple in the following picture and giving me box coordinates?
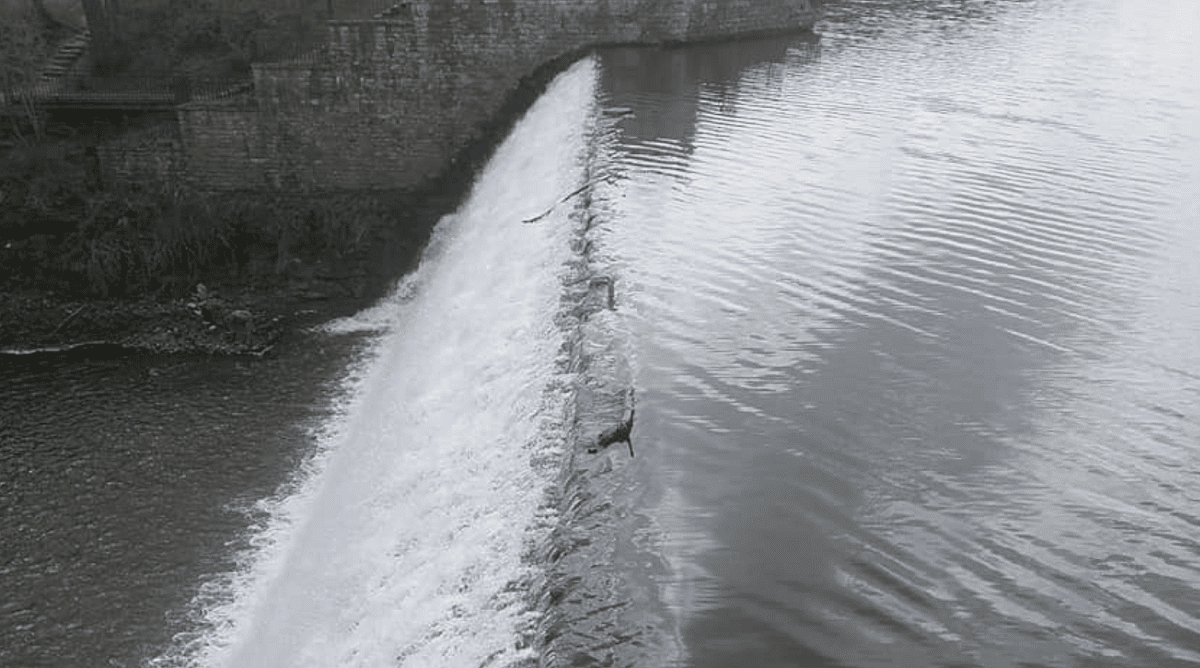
[595,0,1200,663]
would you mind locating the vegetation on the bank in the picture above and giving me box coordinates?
[2,0,327,86]
[1,0,426,305]
[0,144,395,298]
[0,0,427,353]
[84,0,328,78]
[2,1,69,143]
[88,1,256,78]
[82,0,331,78]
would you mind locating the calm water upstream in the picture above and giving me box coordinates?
[592,0,1200,666]
[2,0,1199,666]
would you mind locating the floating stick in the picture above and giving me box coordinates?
[53,305,86,335]
[522,174,616,223]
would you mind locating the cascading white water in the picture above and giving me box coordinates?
[160,58,599,668]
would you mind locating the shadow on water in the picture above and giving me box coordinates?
[600,33,819,149]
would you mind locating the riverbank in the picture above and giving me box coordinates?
[0,138,468,355]
[1,38,592,357]
[0,224,423,357]
[0,220,432,356]
[0,285,365,356]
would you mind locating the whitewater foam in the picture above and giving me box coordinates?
[153,57,599,668]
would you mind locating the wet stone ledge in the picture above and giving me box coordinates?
[524,173,676,668]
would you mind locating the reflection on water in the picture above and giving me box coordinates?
[595,0,1200,665]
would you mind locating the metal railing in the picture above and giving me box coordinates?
[2,76,253,109]
[250,42,331,66]
[333,0,416,21]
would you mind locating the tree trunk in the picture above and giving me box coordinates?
[80,0,117,71]
[21,93,43,143]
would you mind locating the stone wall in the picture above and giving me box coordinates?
[110,0,819,192]
[96,122,186,189]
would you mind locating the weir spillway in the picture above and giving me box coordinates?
[156,58,648,668]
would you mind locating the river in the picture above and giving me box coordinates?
[2,0,1198,666]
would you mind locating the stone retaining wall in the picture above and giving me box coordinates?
[104,0,818,192]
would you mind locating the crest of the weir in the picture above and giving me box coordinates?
[152,0,818,191]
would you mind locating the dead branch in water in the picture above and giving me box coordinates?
[52,305,86,335]
[522,174,615,224]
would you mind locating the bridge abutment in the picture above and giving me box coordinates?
[108,0,818,192]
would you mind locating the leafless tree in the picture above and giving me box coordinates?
[0,0,47,143]
[79,0,122,71]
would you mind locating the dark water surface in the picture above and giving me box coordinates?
[594,1,1200,666]
[0,339,369,667]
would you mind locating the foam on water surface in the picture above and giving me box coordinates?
[156,57,599,668]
